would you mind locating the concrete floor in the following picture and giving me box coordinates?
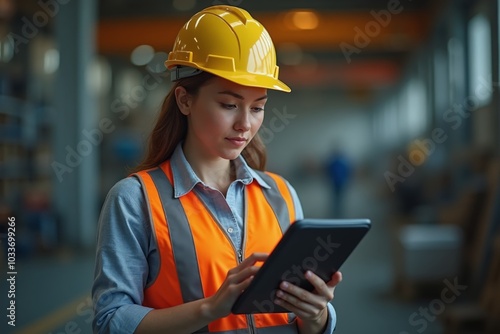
[1,175,446,334]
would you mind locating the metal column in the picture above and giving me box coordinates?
[53,0,98,249]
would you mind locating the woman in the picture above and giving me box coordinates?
[92,5,342,334]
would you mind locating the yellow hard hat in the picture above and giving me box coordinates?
[165,5,291,92]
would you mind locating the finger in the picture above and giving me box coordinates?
[234,275,255,293]
[304,271,334,301]
[229,265,261,284]
[244,252,268,263]
[239,253,268,269]
[279,281,318,305]
[274,289,316,316]
[278,279,328,311]
[227,253,268,276]
[326,271,343,288]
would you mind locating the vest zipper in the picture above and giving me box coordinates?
[201,211,256,333]
[242,191,256,334]
[246,315,256,334]
[237,249,243,263]
[195,191,257,333]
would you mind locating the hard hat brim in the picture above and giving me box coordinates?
[207,68,292,93]
[166,61,291,93]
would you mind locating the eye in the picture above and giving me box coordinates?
[251,107,265,113]
[220,103,237,110]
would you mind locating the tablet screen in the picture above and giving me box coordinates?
[231,218,371,314]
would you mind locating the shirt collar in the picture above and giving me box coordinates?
[169,143,271,198]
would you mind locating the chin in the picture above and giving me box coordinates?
[220,149,244,161]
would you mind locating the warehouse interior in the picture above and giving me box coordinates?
[0,0,499,333]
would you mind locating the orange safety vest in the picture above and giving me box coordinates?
[134,160,298,333]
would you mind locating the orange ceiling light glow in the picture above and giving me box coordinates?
[284,10,319,30]
[97,12,427,55]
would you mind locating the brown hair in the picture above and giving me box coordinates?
[132,72,267,172]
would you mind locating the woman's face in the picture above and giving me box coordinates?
[178,76,267,162]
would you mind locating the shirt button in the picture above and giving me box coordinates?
[227,227,234,233]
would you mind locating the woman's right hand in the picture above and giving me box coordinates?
[203,252,268,319]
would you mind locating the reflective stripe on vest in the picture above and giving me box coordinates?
[134,160,297,333]
[194,323,297,334]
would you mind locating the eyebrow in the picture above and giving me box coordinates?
[217,90,268,101]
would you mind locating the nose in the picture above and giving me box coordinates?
[234,109,251,132]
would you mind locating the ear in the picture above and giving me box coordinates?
[174,86,192,115]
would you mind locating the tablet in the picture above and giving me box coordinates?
[231,218,371,314]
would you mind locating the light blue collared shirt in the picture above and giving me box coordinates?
[92,143,336,333]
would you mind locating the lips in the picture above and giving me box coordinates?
[226,137,248,146]
[227,137,247,142]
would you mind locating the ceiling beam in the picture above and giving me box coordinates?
[280,59,401,87]
[97,11,429,56]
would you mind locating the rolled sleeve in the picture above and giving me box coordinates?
[92,177,154,334]
[323,303,337,333]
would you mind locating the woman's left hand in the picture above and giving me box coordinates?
[274,271,342,326]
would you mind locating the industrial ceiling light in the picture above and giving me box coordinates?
[284,10,319,30]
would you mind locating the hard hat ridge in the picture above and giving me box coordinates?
[165,5,291,92]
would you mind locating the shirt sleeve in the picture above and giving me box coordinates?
[92,177,154,334]
[323,303,337,333]
[284,180,338,333]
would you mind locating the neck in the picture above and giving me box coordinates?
[182,146,235,195]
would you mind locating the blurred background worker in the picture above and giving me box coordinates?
[325,146,353,218]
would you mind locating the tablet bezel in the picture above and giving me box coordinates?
[231,218,371,314]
